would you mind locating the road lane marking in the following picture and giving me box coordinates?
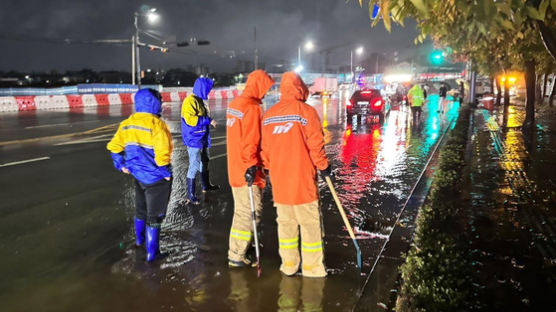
[24,120,101,129]
[211,140,226,146]
[0,156,50,168]
[0,123,119,147]
[54,134,114,146]
[211,153,227,160]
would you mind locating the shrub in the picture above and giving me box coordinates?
[397,105,473,312]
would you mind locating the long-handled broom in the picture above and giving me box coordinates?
[325,176,362,269]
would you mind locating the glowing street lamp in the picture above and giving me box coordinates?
[297,40,315,72]
[133,7,160,87]
[146,8,159,24]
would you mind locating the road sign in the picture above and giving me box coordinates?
[371,4,380,19]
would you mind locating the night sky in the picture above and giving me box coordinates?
[0,0,420,72]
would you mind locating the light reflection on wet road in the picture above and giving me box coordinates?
[0,92,460,311]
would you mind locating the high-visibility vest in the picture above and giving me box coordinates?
[408,86,425,107]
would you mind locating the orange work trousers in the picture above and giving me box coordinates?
[276,201,326,277]
[228,186,263,263]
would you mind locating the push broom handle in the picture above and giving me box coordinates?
[325,176,357,240]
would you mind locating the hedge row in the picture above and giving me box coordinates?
[397,104,473,312]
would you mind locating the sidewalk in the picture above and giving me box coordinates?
[467,102,556,310]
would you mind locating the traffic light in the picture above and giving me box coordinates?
[197,40,210,46]
[429,50,444,66]
[177,41,189,47]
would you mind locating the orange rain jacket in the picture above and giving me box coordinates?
[226,70,275,188]
[261,72,329,205]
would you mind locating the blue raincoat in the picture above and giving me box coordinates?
[107,89,173,184]
[181,78,214,148]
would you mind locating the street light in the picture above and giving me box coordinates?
[132,7,159,87]
[297,40,315,72]
[351,46,364,83]
[146,9,159,24]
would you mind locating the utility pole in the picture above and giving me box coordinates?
[134,13,142,88]
[132,35,136,85]
[350,50,353,83]
[254,27,258,70]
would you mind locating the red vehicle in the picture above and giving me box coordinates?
[347,89,388,124]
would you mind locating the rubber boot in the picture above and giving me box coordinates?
[146,226,160,262]
[201,170,220,192]
[134,217,146,247]
[187,178,200,205]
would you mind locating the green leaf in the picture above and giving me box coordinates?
[496,2,513,17]
[482,0,496,19]
[382,1,392,32]
[391,4,405,26]
[499,18,515,31]
[538,0,549,19]
[526,6,543,20]
[409,0,427,14]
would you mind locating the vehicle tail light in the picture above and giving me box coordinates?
[373,100,382,107]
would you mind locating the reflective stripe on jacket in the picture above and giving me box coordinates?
[226,70,274,188]
[107,89,173,185]
[181,94,211,148]
[261,72,329,205]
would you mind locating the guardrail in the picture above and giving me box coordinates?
[0,87,239,112]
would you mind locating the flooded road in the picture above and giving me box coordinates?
[0,92,460,311]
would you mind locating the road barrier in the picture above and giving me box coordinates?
[0,88,238,112]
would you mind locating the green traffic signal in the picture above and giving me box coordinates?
[430,50,444,65]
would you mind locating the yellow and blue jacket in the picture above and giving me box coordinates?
[107,89,173,184]
[181,77,214,148]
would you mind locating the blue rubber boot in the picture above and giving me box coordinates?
[134,218,146,247]
[201,170,220,192]
[146,226,160,262]
[187,178,200,205]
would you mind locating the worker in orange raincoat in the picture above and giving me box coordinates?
[226,70,274,267]
[261,71,331,278]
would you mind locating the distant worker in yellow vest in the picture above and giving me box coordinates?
[407,84,425,124]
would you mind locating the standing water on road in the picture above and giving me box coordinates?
[0,93,459,311]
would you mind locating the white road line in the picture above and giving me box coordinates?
[211,153,227,160]
[0,156,51,168]
[25,120,100,129]
[211,140,226,146]
[211,135,226,140]
[54,134,114,146]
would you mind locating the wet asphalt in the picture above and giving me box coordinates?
[0,92,460,311]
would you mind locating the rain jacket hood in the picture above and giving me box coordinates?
[241,70,274,101]
[135,88,162,115]
[193,77,214,100]
[225,70,274,189]
[279,72,309,102]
